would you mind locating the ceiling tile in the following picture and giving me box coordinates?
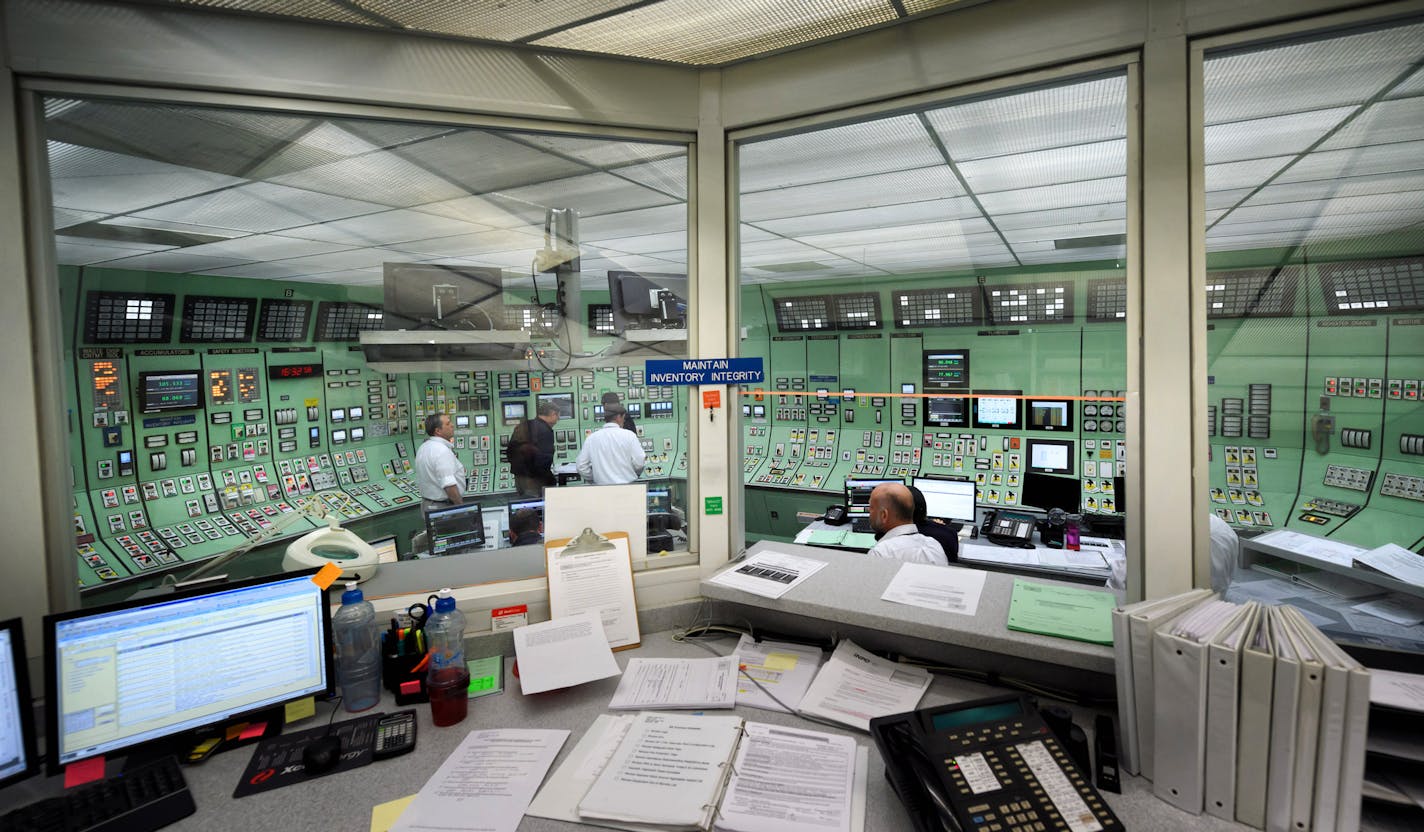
[131,181,389,233]
[54,239,173,266]
[91,250,259,273]
[798,217,996,250]
[399,227,545,258]
[958,139,1125,193]
[579,204,689,240]
[753,197,980,238]
[1205,156,1293,193]
[740,115,944,192]
[613,156,689,200]
[388,129,591,194]
[976,178,1125,215]
[491,171,680,218]
[1317,97,1424,151]
[278,209,491,246]
[176,233,355,261]
[740,166,963,222]
[53,207,106,231]
[1274,140,1424,183]
[1203,107,1355,164]
[517,135,687,169]
[923,74,1128,160]
[47,141,245,214]
[586,231,688,255]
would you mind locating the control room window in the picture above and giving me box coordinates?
[734,72,1130,585]
[43,96,692,603]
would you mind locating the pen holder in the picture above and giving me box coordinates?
[381,635,429,705]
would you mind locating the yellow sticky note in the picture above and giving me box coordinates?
[763,652,798,671]
[284,696,316,724]
[312,562,342,590]
[370,795,417,832]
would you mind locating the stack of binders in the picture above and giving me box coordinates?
[1113,592,1370,831]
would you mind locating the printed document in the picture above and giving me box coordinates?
[546,535,640,649]
[733,634,823,713]
[797,640,931,731]
[512,611,621,695]
[1355,543,1424,588]
[715,723,856,832]
[880,562,987,615]
[1253,529,1363,567]
[608,655,739,710]
[1371,668,1424,713]
[391,729,568,832]
[577,712,744,829]
[708,549,828,599]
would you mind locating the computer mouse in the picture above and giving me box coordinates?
[302,735,343,776]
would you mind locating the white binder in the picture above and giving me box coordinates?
[1122,588,1214,780]
[1204,602,1261,822]
[1283,609,1325,832]
[1152,600,1249,813]
[1286,607,1369,832]
[1235,603,1276,828]
[1265,606,1304,832]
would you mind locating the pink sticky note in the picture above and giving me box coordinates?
[238,721,267,740]
[400,679,422,695]
[65,756,106,788]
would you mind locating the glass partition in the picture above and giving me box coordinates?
[43,96,692,603]
[734,72,1130,581]
[1201,20,1424,648]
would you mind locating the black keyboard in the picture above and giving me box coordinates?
[2,755,195,832]
[851,517,874,534]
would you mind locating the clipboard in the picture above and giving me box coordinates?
[545,528,641,651]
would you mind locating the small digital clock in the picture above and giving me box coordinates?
[268,363,322,381]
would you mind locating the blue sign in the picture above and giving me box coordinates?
[646,357,765,386]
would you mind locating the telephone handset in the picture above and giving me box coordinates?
[981,510,1036,547]
[824,504,850,525]
[870,694,1124,832]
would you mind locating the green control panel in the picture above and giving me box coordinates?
[63,267,687,590]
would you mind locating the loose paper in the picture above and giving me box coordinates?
[797,640,931,732]
[608,656,739,710]
[716,723,856,832]
[1006,579,1116,645]
[733,635,824,713]
[371,795,417,832]
[546,534,640,649]
[708,549,829,599]
[880,562,988,616]
[1353,595,1424,626]
[511,612,621,695]
[1355,543,1424,588]
[1370,668,1424,713]
[391,729,568,832]
[1253,529,1363,567]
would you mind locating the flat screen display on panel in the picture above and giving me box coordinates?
[502,401,527,426]
[1026,438,1075,475]
[971,390,1022,430]
[912,477,977,523]
[536,392,575,420]
[0,618,38,788]
[923,396,969,428]
[922,350,970,392]
[844,478,901,517]
[137,370,202,414]
[44,572,332,774]
[1026,399,1074,432]
[1020,471,1080,512]
[426,503,486,556]
[627,402,643,418]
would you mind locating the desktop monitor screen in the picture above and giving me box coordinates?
[44,571,333,774]
[1026,438,1075,475]
[426,503,486,556]
[1026,399,1074,432]
[912,477,977,523]
[502,401,527,426]
[1020,471,1081,513]
[536,392,575,420]
[844,478,902,517]
[368,534,399,565]
[0,618,38,788]
[508,499,544,522]
[647,489,672,514]
[971,390,1022,430]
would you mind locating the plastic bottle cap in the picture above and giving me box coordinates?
[434,595,457,613]
[341,586,364,604]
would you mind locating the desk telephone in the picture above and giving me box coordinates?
[981,510,1036,547]
[870,694,1123,832]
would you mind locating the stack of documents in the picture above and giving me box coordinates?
[1114,591,1371,830]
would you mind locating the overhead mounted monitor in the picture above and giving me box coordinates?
[536,392,575,420]
[382,262,508,331]
[1026,438,1075,476]
[44,572,333,774]
[971,390,1022,430]
[608,270,688,331]
[1026,399,1073,432]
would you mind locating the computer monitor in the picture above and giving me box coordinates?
[508,499,544,522]
[367,534,399,565]
[844,478,902,517]
[971,390,1022,430]
[536,392,575,420]
[608,270,688,331]
[382,262,507,331]
[912,476,977,523]
[1026,399,1074,432]
[647,488,672,514]
[0,618,38,788]
[1026,438,1075,475]
[1020,471,1081,513]
[923,395,969,428]
[426,502,486,556]
[44,571,333,774]
[502,401,527,426]
[137,370,202,414]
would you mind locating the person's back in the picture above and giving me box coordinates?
[866,483,947,566]
[908,485,959,562]
[576,404,645,485]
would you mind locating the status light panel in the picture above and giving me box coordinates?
[209,370,233,405]
[91,361,122,410]
[237,368,261,403]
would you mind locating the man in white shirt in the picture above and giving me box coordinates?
[415,413,466,515]
[866,482,948,566]
[576,404,646,485]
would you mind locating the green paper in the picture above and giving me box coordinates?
[807,529,848,546]
[466,655,504,699]
[1006,579,1116,645]
[840,532,879,550]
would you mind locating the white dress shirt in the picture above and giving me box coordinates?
[867,523,948,566]
[576,422,647,485]
[415,435,465,501]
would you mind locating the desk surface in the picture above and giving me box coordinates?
[0,630,1258,831]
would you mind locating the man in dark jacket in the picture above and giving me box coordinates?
[510,401,559,496]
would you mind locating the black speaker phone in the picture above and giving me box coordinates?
[824,505,849,525]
